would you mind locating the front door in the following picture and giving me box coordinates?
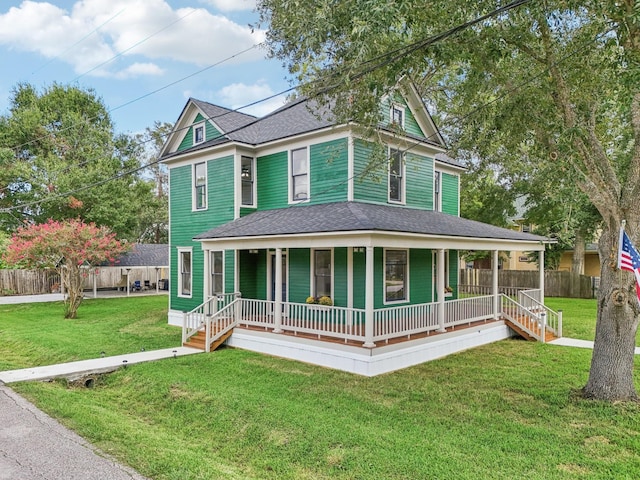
[269,252,287,302]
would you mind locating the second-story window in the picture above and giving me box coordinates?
[389,148,403,203]
[241,156,254,206]
[434,170,441,212]
[291,147,308,202]
[194,162,207,210]
[193,122,205,145]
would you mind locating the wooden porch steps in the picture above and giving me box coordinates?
[504,318,556,343]
[183,328,234,351]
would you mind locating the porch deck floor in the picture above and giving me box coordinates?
[237,317,502,348]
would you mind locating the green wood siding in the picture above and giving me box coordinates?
[405,152,433,210]
[309,139,348,204]
[353,139,388,204]
[257,151,288,210]
[333,248,348,307]
[442,172,460,216]
[410,249,433,303]
[352,249,366,309]
[225,250,235,293]
[176,113,222,152]
[288,249,310,303]
[169,157,234,312]
[239,250,258,299]
[380,96,425,138]
[449,251,459,299]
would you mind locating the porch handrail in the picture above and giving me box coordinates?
[204,298,240,352]
[282,302,367,342]
[182,295,219,344]
[517,289,562,338]
[458,284,530,299]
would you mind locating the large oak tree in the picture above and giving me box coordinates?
[257,0,640,401]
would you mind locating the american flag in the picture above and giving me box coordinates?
[618,228,640,300]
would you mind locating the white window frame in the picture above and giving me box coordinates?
[193,121,205,145]
[434,170,442,212]
[390,104,405,129]
[384,248,409,305]
[311,248,334,299]
[193,162,207,211]
[210,250,224,296]
[388,147,405,204]
[290,147,309,203]
[178,247,193,298]
[240,155,256,207]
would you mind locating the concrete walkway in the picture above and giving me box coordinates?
[0,347,202,384]
[548,337,640,354]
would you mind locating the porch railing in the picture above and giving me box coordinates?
[459,284,529,299]
[182,292,241,344]
[204,298,240,352]
[374,302,438,341]
[444,295,495,327]
[282,302,366,342]
[517,289,562,338]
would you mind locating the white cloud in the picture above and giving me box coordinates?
[115,62,164,79]
[0,0,266,78]
[200,0,256,12]
[217,80,287,117]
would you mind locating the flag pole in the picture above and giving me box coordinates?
[618,219,626,270]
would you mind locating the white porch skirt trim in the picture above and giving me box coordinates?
[226,322,514,376]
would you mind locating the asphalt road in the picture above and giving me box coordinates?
[0,384,148,480]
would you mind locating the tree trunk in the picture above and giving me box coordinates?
[583,226,639,401]
[571,229,585,275]
[62,265,84,319]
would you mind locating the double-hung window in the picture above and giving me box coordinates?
[434,170,441,212]
[291,147,308,202]
[313,249,332,298]
[193,122,205,145]
[385,249,408,303]
[179,249,192,297]
[389,148,404,203]
[241,156,254,206]
[391,104,405,129]
[210,251,223,295]
[194,162,207,210]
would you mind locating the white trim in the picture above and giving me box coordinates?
[432,250,450,301]
[310,248,334,299]
[240,154,256,209]
[177,247,193,298]
[434,170,441,212]
[383,248,410,305]
[267,250,289,302]
[289,146,310,204]
[347,135,354,201]
[192,161,208,211]
[388,146,406,205]
[210,250,225,296]
[193,121,205,145]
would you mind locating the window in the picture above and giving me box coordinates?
[434,170,441,212]
[210,251,223,295]
[291,147,308,201]
[241,156,254,206]
[391,104,405,128]
[193,122,205,144]
[194,162,207,210]
[313,249,332,298]
[385,249,408,303]
[389,148,404,203]
[179,249,192,297]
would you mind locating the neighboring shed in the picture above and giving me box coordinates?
[83,244,169,294]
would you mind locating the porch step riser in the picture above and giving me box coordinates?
[183,329,233,351]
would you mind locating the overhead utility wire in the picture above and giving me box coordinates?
[1,0,534,214]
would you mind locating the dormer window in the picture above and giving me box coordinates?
[390,104,405,129]
[193,122,205,145]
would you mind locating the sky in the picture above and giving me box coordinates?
[0,0,292,135]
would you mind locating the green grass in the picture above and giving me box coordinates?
[4,296,640,479]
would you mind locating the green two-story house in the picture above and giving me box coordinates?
[160,83,555,375]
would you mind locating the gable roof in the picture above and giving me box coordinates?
[194,202,547,244]
[161,82,451,161]
[115,244,169,267]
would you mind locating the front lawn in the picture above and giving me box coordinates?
[4,296,640,479]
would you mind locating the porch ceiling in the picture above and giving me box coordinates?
[194,201,548,251]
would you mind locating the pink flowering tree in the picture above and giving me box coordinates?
[3,219,130,318]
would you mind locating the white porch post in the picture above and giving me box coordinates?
[273,247,283,333]
[364,246,375,348]
[347,247,354,329]
[437,248,446,332]
[492,250,499,319]
[92,269,97,299]
[539,249,545,305]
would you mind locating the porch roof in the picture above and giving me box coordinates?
[194,202,549,251]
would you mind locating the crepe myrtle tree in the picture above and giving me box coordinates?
[3,218,130,318]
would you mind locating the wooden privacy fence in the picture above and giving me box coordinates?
[0,266,168,296]
[459,269,598,299]
[0,269,61,295]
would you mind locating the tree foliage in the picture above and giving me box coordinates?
[0,83,155,240]
[2,219,129,318]
[258,0,640,401]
